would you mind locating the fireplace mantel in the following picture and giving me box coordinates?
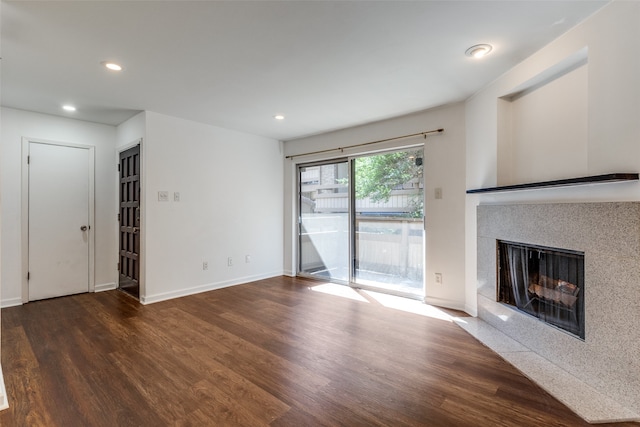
[466,173,638,194]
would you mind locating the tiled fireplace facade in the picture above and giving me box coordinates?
[477,202,640,415]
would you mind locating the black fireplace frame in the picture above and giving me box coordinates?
[497,240,585,339]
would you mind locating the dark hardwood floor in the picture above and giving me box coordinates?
[1,276,637,426]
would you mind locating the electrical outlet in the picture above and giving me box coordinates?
[435,188,443,199]
[245,255,251,263]
[174,192,180,202]
[227,257,233,267]
[435,273,443,284]
[202,261,208,271]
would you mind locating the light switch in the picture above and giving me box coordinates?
[435,188,443,199]
[158,191,169,202]
[174,192,180,202]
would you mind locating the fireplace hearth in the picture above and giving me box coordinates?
[498,240,585,339]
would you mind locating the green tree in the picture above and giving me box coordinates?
[354,150,423,217]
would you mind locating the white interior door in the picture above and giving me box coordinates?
[28,142,91,301]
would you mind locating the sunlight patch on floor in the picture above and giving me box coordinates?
[309,283,369,302]
[361,290,454,322]
[308,282,454,321]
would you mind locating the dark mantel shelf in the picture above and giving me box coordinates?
[466,173,639,194]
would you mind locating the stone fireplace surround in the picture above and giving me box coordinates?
[472,202,640,423]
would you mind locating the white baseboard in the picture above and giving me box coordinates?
[95,282,117,292]
[140,271,284,305]
[1,297,23,308]
[464,303,478,317]
[424,296,467,313]
[2,283,116,307]
[0,364,9,411]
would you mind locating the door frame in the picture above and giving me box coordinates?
[21,137,96,303]
[116,139,145,301]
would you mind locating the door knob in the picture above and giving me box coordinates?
[80,225,88,231]
[132,227,139,234]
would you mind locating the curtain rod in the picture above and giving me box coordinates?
[285,128,444,159]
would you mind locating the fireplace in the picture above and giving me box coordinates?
[477,203,640,418]
[498,240,585,339]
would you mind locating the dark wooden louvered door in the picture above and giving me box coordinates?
[119,145,141,298]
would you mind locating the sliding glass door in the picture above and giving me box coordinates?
[298,160,350,282]
[298,148,424,298]
[352,149,424,297]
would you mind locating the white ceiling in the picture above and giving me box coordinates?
[1,1,607,141]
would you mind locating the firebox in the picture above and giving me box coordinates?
[498,240,585,339]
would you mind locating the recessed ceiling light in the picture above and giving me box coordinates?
[274,115,285,120]
[102,61,123,71]
[465,44,493,58]
[62,105,76,112]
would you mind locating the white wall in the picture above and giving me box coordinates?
[465,1,640,314]
[506,63,588,184]
[117,111,145,149]
[283,103,467,311]
[141,111,284,303]
[1,107,284,306]
[467,0,640,199]
[1,108,117,307]
[0,1,6,407]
